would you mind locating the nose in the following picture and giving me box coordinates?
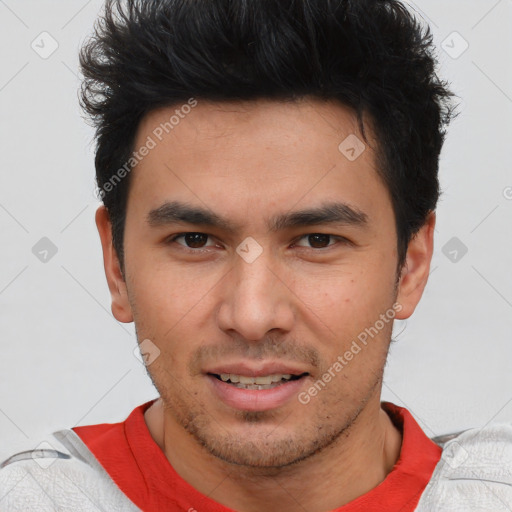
[216,248,295,342]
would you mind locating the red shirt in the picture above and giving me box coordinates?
[73,400,441,511]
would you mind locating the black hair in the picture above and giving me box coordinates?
[79,0,456,272]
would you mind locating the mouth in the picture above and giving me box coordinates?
[208,372,308,390]
[205,368,310,411]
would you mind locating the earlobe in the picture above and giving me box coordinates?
[395,212,436,320]
[95,205,134,323]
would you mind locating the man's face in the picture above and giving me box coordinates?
[112,99,409,467]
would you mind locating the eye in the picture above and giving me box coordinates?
[168,232,217,250]
[166,232,348,253]
[293,233,341,249]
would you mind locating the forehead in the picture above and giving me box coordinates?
[126,98,390,226]
[136,98,366,158]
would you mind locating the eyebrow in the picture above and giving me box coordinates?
[147,200,368,232]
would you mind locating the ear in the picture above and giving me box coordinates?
[95,205,133,323]
[395,212,436,320]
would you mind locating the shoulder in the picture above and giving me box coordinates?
[0,429,140,512]
[416,422,512,511]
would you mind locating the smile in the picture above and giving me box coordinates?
[207,371,309,411]
[211,373,306,390]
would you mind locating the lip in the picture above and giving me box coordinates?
[205,361,308,378]
[205,361,310,412]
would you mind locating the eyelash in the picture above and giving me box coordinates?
[166,232,348,253]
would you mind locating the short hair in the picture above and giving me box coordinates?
[79,0,456,272]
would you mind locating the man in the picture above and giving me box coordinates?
[1,0,511,510]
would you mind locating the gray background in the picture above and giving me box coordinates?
[0,0,511,463]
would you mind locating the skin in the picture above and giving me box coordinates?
[96,98,435,511]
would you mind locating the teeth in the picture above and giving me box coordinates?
[255,376,273,385]
[217,373,294,385]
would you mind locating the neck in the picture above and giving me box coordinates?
[145,396,402,511]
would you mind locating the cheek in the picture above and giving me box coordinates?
[127,261,209,355]
[291,266,397,364]
[128,255,203,322]
[294,264,391,318]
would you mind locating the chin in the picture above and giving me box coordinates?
[186,413,346,470]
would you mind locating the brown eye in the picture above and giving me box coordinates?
[295,234,337,249]
[170,232,214,249]
[308,234,331,248]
